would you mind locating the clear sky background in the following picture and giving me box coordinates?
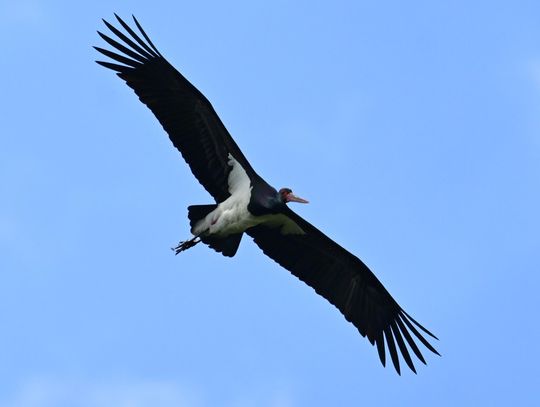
[1,0,539,406]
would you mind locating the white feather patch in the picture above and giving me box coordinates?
[227,154,251,196]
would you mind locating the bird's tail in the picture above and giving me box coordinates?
[187,204,243,257]
[187,204,217,229]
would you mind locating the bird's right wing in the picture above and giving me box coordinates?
[247,208,439,374]
[95,15,256,203]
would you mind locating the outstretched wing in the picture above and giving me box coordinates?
[247,208,439,374]
[95,15,256,203]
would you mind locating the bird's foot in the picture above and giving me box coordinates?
[172,236,201,255]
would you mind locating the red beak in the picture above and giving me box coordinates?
[287,193,309,204]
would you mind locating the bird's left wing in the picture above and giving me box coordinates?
[94,15,257,203]
[246,208,439,374]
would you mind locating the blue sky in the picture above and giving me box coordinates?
[1,0,539,405]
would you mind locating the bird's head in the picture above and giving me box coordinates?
[279,188,309,204]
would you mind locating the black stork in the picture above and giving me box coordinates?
[95,15,439,374]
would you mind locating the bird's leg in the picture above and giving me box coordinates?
[172,236,201,255]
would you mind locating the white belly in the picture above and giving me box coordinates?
[191,154,257,237]
[193,194,257,237]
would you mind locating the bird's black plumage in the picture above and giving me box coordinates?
[95,15,257,203]
[247,207,439,374]
[95,15,439,374]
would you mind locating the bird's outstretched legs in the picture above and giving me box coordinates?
[172,236,201,255]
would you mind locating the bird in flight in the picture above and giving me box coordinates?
[95,15,439,374]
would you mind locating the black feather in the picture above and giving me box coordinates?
[391,321,416,374]
[93,46,141,68]
[97,31,148,63]
[114,14,160,58]
[102,18,154,60]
